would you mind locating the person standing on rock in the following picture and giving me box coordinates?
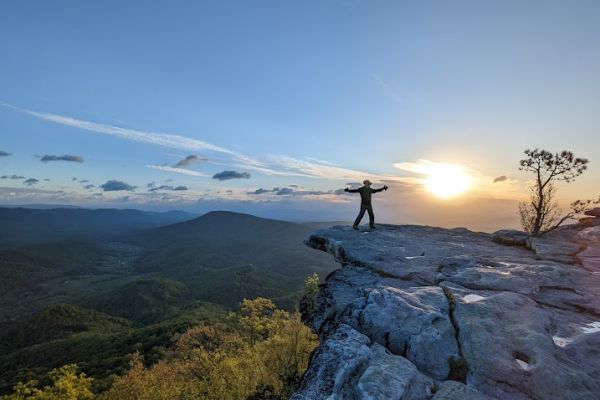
[345,180,388,230]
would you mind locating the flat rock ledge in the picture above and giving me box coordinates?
[292,222,600,400]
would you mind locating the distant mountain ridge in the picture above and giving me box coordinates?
[0,207,196,248]
[134,210,336,272]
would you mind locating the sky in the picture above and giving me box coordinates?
[1,0,599,231]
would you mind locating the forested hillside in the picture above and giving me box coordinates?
[0,208,335,397]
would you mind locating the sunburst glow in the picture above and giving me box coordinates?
[424,163,471,198]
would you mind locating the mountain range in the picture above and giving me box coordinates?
[0,207,337,393]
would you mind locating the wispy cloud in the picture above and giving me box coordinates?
[5,104,291,175]
[8,105,236,155]
[267,155,409,183]
[5,104,417,184]
[493,175,508,183]
[0,150,11,157]
[147,164,208,177]
[372,73,403,105]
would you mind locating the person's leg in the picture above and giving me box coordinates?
[367,205,375,228]
[353,205,366,228]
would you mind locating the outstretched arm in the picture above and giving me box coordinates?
[345,187,360,193]
[372,185,388,193]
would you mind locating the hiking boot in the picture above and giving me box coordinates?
[352,225,359,230]
[369,225,376,230]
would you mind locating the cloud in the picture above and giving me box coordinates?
[0,150,11,157]
[174,154,207,167]
[289,184,299,188]
[247,186,342,197]
[275,187,294,195]
[1,174,25,180]
[84,184,95,190]
[100,180,136,191]
[148,185,189,192]
[4,105,392,180]
[393,160,471,186]
[372,73,403,105]
[5,105,435,184]
[212,170,251,181]
[41,154,84,163]
[247,188,273,195]
[147,164,207,177]
[23,178,39,186]
[493,175,508,183]
[80,179,89,183]
[265,155,408,183]
[12,105,239,156]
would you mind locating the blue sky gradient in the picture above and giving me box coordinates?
[1,1,599,230]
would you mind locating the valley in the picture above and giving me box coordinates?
[0,208,337,394]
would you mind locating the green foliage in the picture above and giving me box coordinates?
[0,365,93,400]
[100,298,317,400]
[80,278,190,325]
[236,297,289,343]
[0,303,224,394]
[303,273,319,313]
[0,304,130,354]
[1,299,316,399]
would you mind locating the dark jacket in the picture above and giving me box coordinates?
[346,186,385,205]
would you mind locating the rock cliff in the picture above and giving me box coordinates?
[292,217,600,399]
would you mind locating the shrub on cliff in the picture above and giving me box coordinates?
[100,298,316,400]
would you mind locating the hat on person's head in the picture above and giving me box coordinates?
[363,179,372,185]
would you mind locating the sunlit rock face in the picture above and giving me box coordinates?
[293,222,600,400]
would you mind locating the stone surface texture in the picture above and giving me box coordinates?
[293,221,600,400]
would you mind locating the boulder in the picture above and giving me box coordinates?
[585,207,600,217]
[578,226,600,242]
[290,324,434,400]
[491,229,528,246]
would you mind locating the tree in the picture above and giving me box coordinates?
[518,149,594,236]
[100,298,317,400]
[1,364,93,400]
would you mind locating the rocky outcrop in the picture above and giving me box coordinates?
[491,230,529,246]
[293,221,600,400]
[584,207,600,217]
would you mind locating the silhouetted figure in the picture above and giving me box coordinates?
[345,180,388,230]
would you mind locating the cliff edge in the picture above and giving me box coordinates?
[292,217,600,400]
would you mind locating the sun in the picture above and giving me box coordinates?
[425,163,471,198]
